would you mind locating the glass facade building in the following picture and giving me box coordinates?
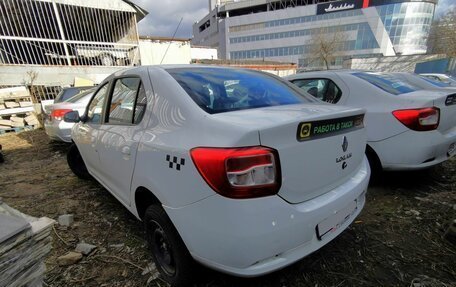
[376,2,434,55]
[192,0,437,70]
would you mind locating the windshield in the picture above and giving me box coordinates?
[67,88,96,103]
[353,72,418,95]
[167,68,312,114]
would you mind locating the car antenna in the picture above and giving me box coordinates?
[160,17,184,65]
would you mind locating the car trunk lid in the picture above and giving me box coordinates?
[435,92,456,132]
[211,104,367,204]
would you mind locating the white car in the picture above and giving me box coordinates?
[44,88,95,142]
[286,71,456,171]
[420,73,456,86]
[64,66,370,285]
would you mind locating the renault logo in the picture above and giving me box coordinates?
[342,136,348,152]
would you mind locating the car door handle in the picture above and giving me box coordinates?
[121,146,131,156]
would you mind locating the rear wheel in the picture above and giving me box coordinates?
[366,145,382,184]
[67,143,91,179]
[144,205,194,286]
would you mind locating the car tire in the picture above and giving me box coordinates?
[144,204,194,287]
[0,152,4,163]
[67,143,91,179]
[365,145,382,184]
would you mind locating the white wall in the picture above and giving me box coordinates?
[139,40,192,65]
[344,54,444,72]
[191,47,218,60]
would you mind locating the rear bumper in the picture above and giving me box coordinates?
[371,126,456,170]
[44,120,74,143]
[165,157,370,277]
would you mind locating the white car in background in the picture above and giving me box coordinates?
[286,71,456,171]
[44,88,95,142]
[64,66,370,286]
[420,73,456,86]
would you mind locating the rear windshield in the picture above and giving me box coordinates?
[67,88,96,103]
[167,68,311,114]
[55,87,91,103]
[420,76,451,87]
[353,72,418,95]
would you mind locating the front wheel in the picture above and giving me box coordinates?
[67,143,91,179]
[144,205,194,286]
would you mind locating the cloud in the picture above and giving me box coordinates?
[435,0,456,18]
[130,0,209,38]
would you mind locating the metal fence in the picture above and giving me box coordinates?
[0,0,140,67]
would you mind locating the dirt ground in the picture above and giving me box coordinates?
[0,129,455,287]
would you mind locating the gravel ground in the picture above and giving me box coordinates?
[0,129,455,287]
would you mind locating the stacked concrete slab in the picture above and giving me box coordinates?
[0,86,39,131]
[0,199,54,287]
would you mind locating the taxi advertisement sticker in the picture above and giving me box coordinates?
[297,114,364,142]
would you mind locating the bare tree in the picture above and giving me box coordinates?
[306,27,347,70]
[427,7,456,57]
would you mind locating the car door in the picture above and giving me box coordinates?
[95,76,148,205]
[74,83,110,179]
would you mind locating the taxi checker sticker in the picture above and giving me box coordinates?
[297,114,364,141]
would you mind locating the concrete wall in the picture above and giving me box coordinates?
[191,47,218,60]
[0,66,121,87]
[344,54,445,72]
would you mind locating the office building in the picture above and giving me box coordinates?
[193,0,437,69]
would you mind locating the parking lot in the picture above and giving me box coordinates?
[0,129,455,287]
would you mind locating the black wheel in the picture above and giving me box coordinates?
[144,205,194,286]
[0,152,4,163]
[67,143,91,179]
[365,145,382,184]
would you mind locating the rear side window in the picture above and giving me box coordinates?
[353,72,417,95]
[291,78,342,103]
[107,77,147,125]
[167,68,311,114]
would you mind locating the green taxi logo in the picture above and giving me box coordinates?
[300,123,312,138]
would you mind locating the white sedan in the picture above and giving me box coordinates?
[64,66,370,285]
[286,71,456,171]
[44,88,95,142]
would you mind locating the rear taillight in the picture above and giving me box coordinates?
[392,107,440,131]
[51,109,72,121]
[190,146,281,199]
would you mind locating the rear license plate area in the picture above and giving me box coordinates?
[317,200,357,241]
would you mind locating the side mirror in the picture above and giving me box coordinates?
[63,111,80,123]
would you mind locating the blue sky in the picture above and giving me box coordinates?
[132,0,455,39]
